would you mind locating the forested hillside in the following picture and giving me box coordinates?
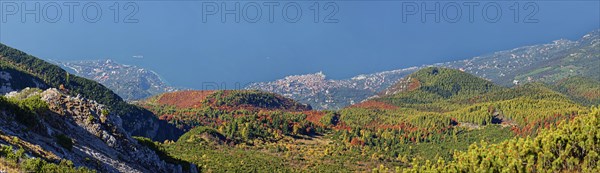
[0,43,181,141]
[378,67,503,102]
[132,67,598,172]
[553,76,600,106]
[138,90,317,139]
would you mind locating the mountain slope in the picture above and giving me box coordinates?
[345,67,582,134]
[378,67,502,100]
[138,90,314,132]
[378,68,575,106]
[142,90,311,111]
[0,43,182,141]
[248,29,599,110]
[0,88,193,172]
[443,29,599,86]
[552,76,600,106]
[326,68,584,168]
[53,59,177,101]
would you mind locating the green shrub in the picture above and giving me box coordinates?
[0,145,12,157]
[0,95,48,128]
[101,109,110,116]
[21,157,44,172]
[56,134,73,151]
[320,112,336,126]
[87,115,95,123]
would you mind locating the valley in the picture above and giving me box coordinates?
[0,29,598,172]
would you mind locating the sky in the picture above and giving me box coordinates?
[0,0,599,89]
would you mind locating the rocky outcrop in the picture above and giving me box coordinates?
[1,45,182,142]
[0,88,191,173]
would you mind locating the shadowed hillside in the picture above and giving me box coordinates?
[0,43,182,141]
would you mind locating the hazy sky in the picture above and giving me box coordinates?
[1,1,598,89]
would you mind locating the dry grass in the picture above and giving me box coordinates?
[155,90,216,108]
[0,158,20,173]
